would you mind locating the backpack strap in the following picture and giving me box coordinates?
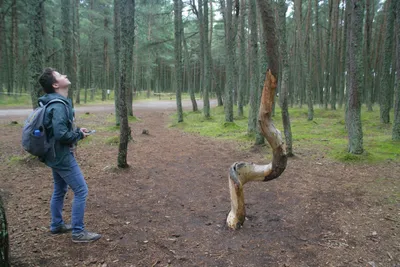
[44,99,70,119]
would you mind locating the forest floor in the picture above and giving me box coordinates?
[0,101,399,267]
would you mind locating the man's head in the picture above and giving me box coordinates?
[39,68,71,94]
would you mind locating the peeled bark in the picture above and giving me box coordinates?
[227,70,287,229]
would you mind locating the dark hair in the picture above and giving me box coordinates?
[39,67,57,94]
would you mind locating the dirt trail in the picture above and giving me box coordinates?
[0,107,399,267]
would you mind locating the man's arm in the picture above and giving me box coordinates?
[51,104,84,144]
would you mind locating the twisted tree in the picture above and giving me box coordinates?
[226,0,287,230]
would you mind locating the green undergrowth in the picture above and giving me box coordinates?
[171,105,400,163]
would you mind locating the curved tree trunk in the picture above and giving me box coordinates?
[227,0,286,230]
[0,196,9,267]
[227,70,287,230]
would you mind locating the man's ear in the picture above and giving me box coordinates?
[52,82,59,89]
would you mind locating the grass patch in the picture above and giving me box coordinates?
[105,136,119,145]
[172,104,400,163]
[0,95,32,107]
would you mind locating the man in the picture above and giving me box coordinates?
[38,67,101,243]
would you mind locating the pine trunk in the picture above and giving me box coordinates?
[174,0,184,122]
[62,0,74,101]
[117,0,134,168]
[203,0,211,118]
[380,0,395,124]
[347,0,364,154]
[392,0,400,140]
[247,0,259,133]
[114,0,121,126]
[364,0,373,111]
[28,0,45,109]
[74,0,81,104]
[224,0,234,122]
[0,196,9,267]
[11,0,17,93]
[237,0,246,118]
[305,0,314,120]
[183,34,198,111]
[278,0,293,156]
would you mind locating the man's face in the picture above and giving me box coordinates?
[52,71,71,90]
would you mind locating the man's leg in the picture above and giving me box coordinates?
[50,169,69,232]
[57,156,88,234]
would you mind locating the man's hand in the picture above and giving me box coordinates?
[80,128,90,138]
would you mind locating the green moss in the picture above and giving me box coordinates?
[105,136,120,145]
[171,105,400,163]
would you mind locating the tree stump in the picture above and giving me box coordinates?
[0,195,9,266]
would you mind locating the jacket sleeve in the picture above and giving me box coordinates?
[51,103,83,144]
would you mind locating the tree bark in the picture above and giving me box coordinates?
[0,196,9,267]
[183,33,198,111]
[227,0,287,230]
[11,0,17,93]
[27,0,45,109]
[237,0,246,118]
[392,0,400,140]
[347,0,364,154]
[62,0,74,101]
[203,0,211,118]
[380,0,395,124]
[364,0,373,111]
[224,0,235,122]
[174,0,184,122]
[117,0,134,168]
[278,0,293,156]
[324,0,333,109]
[74,0,81,104]
[305,0,314,120]
[114,0,121,126]
[247,0,259,134]
[0,0,4,95]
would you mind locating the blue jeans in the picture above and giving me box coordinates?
[50,154,88,234]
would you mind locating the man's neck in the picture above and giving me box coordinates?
[55,88,69,98]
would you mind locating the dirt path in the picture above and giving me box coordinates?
[0,99,217,118]
[0,107,399,267]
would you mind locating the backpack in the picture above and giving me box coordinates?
[22,99,69,158]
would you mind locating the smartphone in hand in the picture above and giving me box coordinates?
[86,130,96,135]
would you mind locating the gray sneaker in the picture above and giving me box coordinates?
[72,230,101,243]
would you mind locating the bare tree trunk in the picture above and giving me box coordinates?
[247,0,259,134]
[324,0,333,109]
[62,0,74,101]
[174,0,184,122]
[74,0,81,104]
[11,0,17,93]
[237,0,246,117]
[364,0,373,111]
[347,0,364,154]
[0,0,4,94]
[278,0,293,156]
[227,0,287,230]
[28,0,45,109]
[183,33,198,111]
[393,0,400,140]
[380,0,395,124]
[114,0,121,125]
[203,0,211,118]
[223,0,235,122]
[305,0,314,120]
[117,0,134,168]
[0,196,9,267]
